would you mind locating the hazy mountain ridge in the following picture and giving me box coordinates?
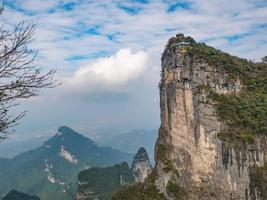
[0,137,48,159]
[0,128,158,161]
[99,129,158,163]
[2,190,40,200]
[0,126,133,200]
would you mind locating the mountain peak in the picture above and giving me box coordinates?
[133,147,149,162]
[57,126,78,136]
[44,126,95,148]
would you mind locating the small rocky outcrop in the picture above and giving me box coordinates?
[2,190,40,200]
[132,147,152,183]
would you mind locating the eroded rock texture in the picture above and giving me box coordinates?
[132,147,152,183]
[155,34,267,200]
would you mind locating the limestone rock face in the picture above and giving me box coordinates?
[132,147,152,183]
[155,34,267,200]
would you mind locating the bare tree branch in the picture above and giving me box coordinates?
[0,6,58,140]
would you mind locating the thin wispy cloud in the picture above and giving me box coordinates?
[3,0,267,72]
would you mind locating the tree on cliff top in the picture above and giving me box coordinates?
[0,6,57,140]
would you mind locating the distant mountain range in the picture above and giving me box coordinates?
[0,126,133,200]
[98,129,158,163]
[0,129,158,162]
[0,137,48,158]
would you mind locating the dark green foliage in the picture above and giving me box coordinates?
[112,171,165,200]
[167,35,195,46]
[166,181,187,200]
[2,190,40,200]
[212,92,267,144]
[156,144,167,162]
[156,144,172,172]
[249,166,267,199]
[78,162,134,200]
[189,43,255,81]
[189,42,267,144]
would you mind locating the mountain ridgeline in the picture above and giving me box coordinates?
[2,190,40,200]
[0,126,133,200]
[99,129,157,163]
[112,34,267,200]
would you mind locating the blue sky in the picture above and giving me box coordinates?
[1,0,267,141]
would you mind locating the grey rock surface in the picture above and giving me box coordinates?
[132,147,152,183]
[155,34,267,200]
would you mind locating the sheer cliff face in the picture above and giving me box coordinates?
[155,35,267,200]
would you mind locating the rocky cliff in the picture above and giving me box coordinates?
[112,34,267,200]
[132,147,152,183]
[154,34,267,200]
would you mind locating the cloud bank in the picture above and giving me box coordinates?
[62,48,148,95]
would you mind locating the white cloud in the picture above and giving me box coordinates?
[3,0,266,75]
[2,0,267,141]
[17,0,59,12]
[62,48,148,94]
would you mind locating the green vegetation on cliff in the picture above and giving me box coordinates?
[156,143,173,172]
[78,162,134,200]
[190,41,267,144]
[112,173,188,200]
[166,181,187,200]
[249,165,267,199]
[112,171,165,200]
